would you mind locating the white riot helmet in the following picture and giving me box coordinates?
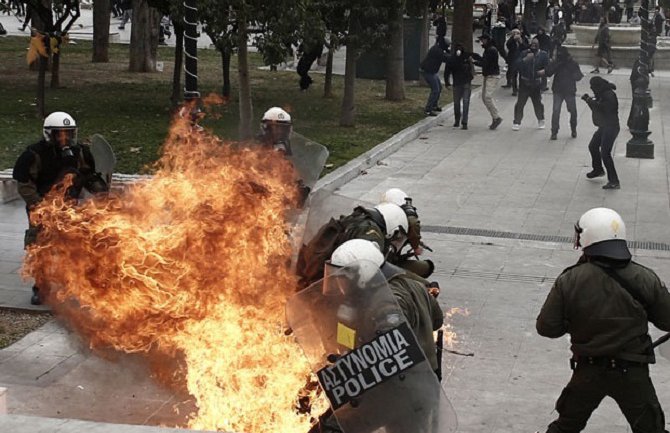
[380,188,409,207]
[374,202,408,240]
[261,106,292,154]
[574,207,631,260]
[43,111,78,148]
[328,239,385,288]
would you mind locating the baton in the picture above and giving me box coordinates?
[435,329,444,382]
[652,332,670,349]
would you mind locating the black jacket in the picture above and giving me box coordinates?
[444,51,474,86]
[12,139,106,207]
[585,77,619,128]
[516,48,549,88]
[545,54,582,95]
[420,43,447,74]
[472,41,500,76]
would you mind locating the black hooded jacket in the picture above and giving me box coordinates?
[472,39,500,77]
[444,49,474,86]
[585,77,619,128]
[544,49,583,95]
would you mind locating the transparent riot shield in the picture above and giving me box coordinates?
[286,264,458,433]
[291,189,378,287]
[288,132,329,193]
[90,134,116,187]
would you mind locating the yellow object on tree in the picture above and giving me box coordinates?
[26,34,49,65]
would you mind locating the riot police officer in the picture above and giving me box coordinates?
[537,207,670,433]
[13,111,108,305]
[379,188,435,279]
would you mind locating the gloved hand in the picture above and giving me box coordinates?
[428,281,440,298]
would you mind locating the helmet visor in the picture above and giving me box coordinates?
[263,122,292,154]
[49,128,78,149]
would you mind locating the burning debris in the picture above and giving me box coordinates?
[23,110,327,432]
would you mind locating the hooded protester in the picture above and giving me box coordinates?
[544,46,583,140]
[512,37,549,131]
[581,77,620,190]
[537,207,670,433]
[444,43,475,130]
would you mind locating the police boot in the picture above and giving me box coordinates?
[30,285,41,305]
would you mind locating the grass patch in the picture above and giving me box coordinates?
[0,309,52,349]
[0,36,450,173]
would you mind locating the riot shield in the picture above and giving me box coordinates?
[286,264,458,433]
[300,189,376,248]
[288,132,329,192]
[90,133,116,186]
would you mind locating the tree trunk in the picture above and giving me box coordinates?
[50,50,60,88]
[237,18,254,140]
[92,0,111,62]
[222,47,231,98]
[323,41,334,98]
[170,22,184,108]
[419,0,430,59]
[129,0,160,72]
[385,0,405,101]
[452,1,474,52]
[339,43,358,127]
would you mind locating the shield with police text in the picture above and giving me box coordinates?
[286,264,458,433]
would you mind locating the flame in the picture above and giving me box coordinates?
[441,307,469,349]
[24,109,326,432]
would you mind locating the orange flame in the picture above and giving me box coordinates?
[441,307,469,349]
[24,111,326,432]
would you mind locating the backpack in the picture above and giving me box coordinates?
[0,23,7,36]
[296,207,384,289]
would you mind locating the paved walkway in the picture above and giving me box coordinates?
[1,51,670,432]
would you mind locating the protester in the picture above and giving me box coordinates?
[471,34,503,130]
[504,29,528,96]
[591,19,614,74]
[544,46,583,140]
[444,43,475,130]
[582,77,621,190]
[654,6,665,37]
[537,206,670,433]
[628,10,641,25]
[512,38,549,131]
[117,0,132,30]
[420,41,449,116]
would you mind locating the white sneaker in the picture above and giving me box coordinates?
[512,123,521,131]
[538,120,546,129]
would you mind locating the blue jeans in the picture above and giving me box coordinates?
[551,92,577,134]
[452,83,471,125]
[588,126,620,183]
[423,71,442,112]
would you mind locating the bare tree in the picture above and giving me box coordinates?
[385,0,406,101]
[129,0,160,72]
[452,1,474,52]
[92,0,111,62]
